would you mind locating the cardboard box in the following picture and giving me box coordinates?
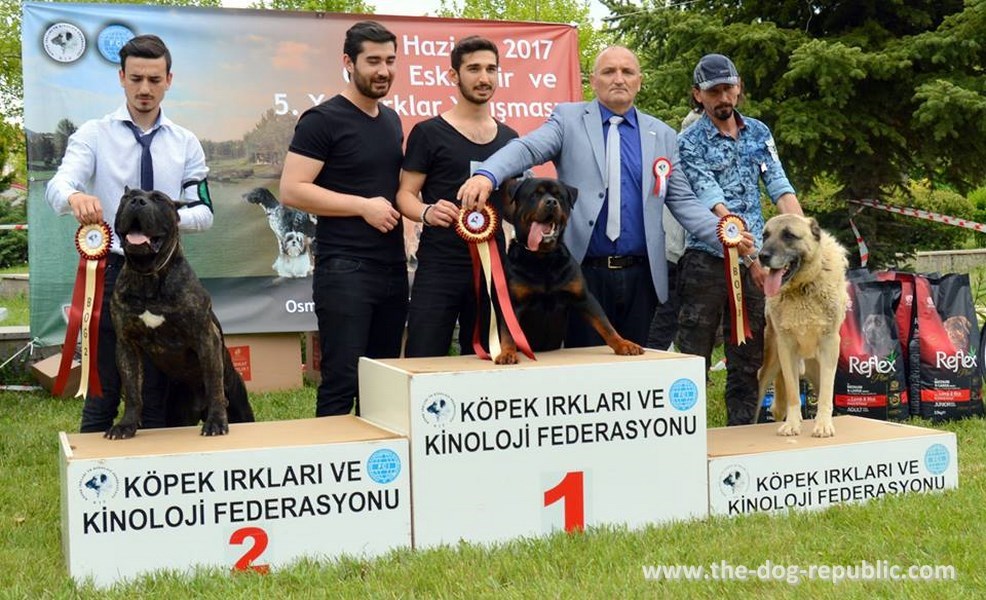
[31,353,81,398]
[225,333,303,392]
[707,416,958,516]
[360,347,709,548]
[303,331,321,384]
[60,416,411,587]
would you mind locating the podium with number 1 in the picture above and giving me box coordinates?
[359,347,709,548]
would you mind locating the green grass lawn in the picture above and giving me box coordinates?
[2,366,985,597]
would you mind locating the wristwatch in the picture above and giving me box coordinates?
[741,254,758,268]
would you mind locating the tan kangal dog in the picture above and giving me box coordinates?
[757,214,848,437]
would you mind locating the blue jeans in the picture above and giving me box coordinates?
[313,256,408,417]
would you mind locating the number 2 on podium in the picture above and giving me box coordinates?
[544,471,585,532]
[230,526,270,573]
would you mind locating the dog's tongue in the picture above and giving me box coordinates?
[764,268,785,297]
[126,232,151,245]
[527,223,549,251]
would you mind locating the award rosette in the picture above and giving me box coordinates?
[455,205,534,361]
[717,214,753,345]
[652,157,672,200]
[54,222,112,397]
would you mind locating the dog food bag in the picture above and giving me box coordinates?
[756,381,809,424]
[874,270,919,415]
[915,274,984,421]
[835,279,908,420]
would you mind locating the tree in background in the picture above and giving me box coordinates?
[437,0,609,87]
[605,0,986,267]
[0,0,223,183]
[249,0,373,12]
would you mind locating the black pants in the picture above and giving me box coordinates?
[80,254,168,433]
[405,261,477,358]
[313,256,408,417]
[647,260,680,350]
[674,249,765,425]
[565,261,656,348]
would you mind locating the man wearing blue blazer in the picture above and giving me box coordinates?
[458,45,753,348]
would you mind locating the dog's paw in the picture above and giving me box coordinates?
[811,418,836,438]
[613,340,644,356]
[776,420,801,436]
[105,422,138,440]
[201,417,230,436]
[494,350,519,365]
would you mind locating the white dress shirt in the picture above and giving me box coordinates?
[45,105,213,254]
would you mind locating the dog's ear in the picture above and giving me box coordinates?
[808,217,821,241]
[500,176,530,224]
[562,182,579,208]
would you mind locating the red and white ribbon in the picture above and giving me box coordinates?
[717,214,752,345]
[848,198,986,232]
[652,157,672,202]
[54,222,111,397]
[847,198,986,265]
[456,206,534,361]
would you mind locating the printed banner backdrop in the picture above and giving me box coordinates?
[22,2,581,345]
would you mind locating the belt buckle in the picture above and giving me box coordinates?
[607,256,620,269]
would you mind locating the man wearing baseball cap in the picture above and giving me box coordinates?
[674,53,804,426]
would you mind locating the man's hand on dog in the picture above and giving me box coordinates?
[425,199,460,228]
[457,174,494,211]
[68,192,105,225]
[361,196,402,233]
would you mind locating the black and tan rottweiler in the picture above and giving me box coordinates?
[493,177,644,365]
[108,188,255,439]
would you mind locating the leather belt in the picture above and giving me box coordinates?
[583,255,647,269]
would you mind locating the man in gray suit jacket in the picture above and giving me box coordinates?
[458,46,753,348]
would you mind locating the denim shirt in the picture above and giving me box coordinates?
[678,111,795,257]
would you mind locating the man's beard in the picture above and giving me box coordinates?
[458,80,493,105]
[353,70,392,99]
[712,104,734,121]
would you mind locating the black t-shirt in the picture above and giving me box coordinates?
[289,95,405,264]
[403,116,518,267]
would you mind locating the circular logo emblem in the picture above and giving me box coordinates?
[455,205,499,244]
[467,211,486,230]
[669,378,698,411]
[366,448,401,484]
[97,24,135,63]
[652,157,672,178]
[78,467,119,504]
[421,392,456,426]
[717,464,749,497]
[924,443,950,475]
[75,222,112,260]
[43,23,86,63]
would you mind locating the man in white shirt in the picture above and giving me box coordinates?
[46,34,214,433]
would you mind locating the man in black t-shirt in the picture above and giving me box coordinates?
[279,21,407,417]
[397,36,518,357]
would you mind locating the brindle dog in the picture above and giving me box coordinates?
[107,188,254,439]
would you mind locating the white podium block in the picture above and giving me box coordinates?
[360,347,708,548]
[60,416,411,587]
[708,416,958,516]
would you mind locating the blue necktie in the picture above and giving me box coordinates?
[124,122,160,191]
